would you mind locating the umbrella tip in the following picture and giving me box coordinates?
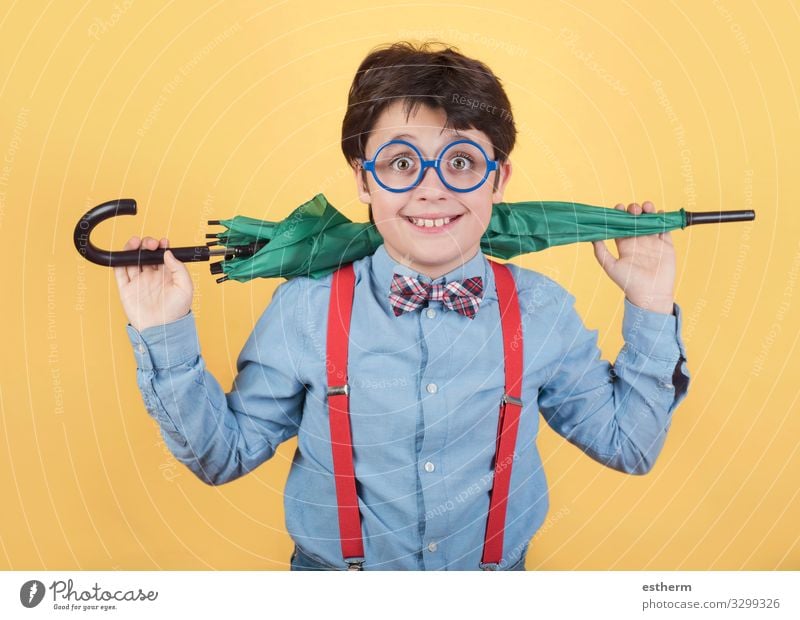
[216,275,229,284]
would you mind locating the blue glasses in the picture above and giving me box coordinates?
[361,139,499,193]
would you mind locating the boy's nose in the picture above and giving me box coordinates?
[415,163,447,192]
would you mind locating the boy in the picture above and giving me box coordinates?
[115,42,690,571]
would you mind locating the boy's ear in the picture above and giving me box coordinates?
[353,164,371,205]
[491,159,513,204]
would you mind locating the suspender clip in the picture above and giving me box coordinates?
[502,393,522,407]
[345,558,364,571]
[327,384,350,397]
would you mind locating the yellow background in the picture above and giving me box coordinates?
[0,0,797,570]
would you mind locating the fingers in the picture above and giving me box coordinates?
[618,200,671,243]
[616,204,641,249]
[140,236,161,271]
[626,202,642,214]
[123,235,142,282]
[656,207,666,240]
[638,201,665,241]
[119,235,165,282]
[114,235,139,287]
[619,201,656,214]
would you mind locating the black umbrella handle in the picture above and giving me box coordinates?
[685,210,756,226]
[74,198,213,267]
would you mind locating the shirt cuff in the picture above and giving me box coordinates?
[622,297,687,363]
[125,311,200,371]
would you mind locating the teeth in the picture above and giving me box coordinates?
[408,216,453,228]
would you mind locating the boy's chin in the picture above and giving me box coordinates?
[403,240,480,269]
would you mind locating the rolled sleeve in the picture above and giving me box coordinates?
[126,310,198,371]
[621,298,690,414]
[538,288,691,475]
[123,278,308,485]
[622,298,686,362]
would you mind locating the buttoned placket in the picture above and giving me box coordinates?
[416,292,453,571]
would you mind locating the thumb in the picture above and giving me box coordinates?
[163,249,191,287]
[592,240,616,273]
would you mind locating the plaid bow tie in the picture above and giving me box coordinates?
[389,274,484,319]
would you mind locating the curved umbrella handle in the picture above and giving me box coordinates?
[73,198,215,267]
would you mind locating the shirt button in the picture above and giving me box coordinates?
[426,383,438,394]
[427,541,438,553]
[137,344,145,354]
[424,461,435,473]
[426,308,436,319]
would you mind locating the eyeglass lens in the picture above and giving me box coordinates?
[372,141,490,191]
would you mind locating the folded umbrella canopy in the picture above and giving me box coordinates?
[208,195,383,282]
[206,193,754,282]
[74,193,755,282]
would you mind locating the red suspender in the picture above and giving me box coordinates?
[480,260,524,569]
[326,260,523,571]
[325,263,365,570]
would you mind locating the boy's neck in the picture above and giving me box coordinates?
[384,246,481,280]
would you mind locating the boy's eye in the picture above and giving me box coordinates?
[390,155,417,173]
[447,152,474,171]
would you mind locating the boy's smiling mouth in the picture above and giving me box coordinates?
[403,213,464,232]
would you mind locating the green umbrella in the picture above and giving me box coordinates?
[209,195,383,282]
[73,194,755,281]
[208,193,753,283]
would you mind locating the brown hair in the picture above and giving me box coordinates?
[342,41,516,166]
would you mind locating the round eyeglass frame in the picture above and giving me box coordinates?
[361,138,499,193]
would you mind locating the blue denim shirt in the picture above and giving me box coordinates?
[126,244,690,570]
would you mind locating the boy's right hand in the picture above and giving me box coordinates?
[114,236,194,332]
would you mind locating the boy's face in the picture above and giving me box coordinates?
[354,102,512,279]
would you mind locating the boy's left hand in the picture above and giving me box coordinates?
[592,201,675,315]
